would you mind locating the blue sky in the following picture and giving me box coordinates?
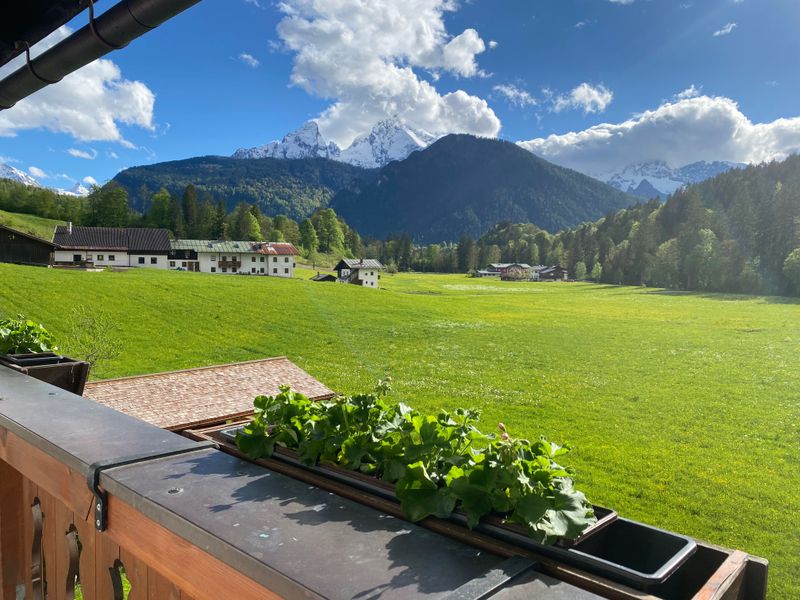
[0,0,798,188]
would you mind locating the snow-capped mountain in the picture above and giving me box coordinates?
[0,163,41,187]
[232,121,340,160]
[232,117,437,169]
[603,160,745,199]
[54,182,91,197]
[338,118,437,169]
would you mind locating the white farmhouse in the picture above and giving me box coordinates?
[53,225,171,268]
[169,240,299,277]
[335,258,385,288]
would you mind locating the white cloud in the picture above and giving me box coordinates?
[28,166,47,179]
[275,0,500,146]
[676,85,701,100]
[552,83,613,114]
[109,151,119,159]
[238,53,260,68]
[488,40,498,49]
[0,27,155,145]
[493,84,536,108]
[608,0,635,4]
[82,176,98,185]
[67,148,97,160]
[243,0,264,7]
[714,23,737,36]
[518,94,800,176]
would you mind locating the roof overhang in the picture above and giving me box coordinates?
[0,0,201,110]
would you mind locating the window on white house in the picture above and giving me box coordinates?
[285,257,289,262]
[97,255,104,261]
[273,257,277,262]
[109,255,115,261]
[151,257,157,264]
[138,257,145,264]
[182,262,187,267]
[222,268,227,273]
[260,268,264,273]
[211,255,216,261]
[260,257,265,262]
[284,268,289,274]
[211,267,216,273]
[251,268,256,273]
[170,261,176,267]
[273,268,278,274]
[252,257,256,262]
[232,267,237,273]
[73,254,81,262]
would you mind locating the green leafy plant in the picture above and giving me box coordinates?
[0,315,57,354]
[237,383,596,544]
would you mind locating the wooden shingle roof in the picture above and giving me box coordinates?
[83,357,335,431]
[53,226,171,252]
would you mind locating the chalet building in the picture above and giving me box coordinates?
[499,263,532,281]
[170,239,299,277]
[537,265,569,281]
[52,225,171,268]
[335,258,385,288]
[0,224,57,267]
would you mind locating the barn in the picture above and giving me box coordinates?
[0,224,56,267]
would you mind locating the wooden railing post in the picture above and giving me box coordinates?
[0,460,24,600]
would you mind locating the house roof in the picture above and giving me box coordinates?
[311,273,337,282]
[490,263,532,270]
[53,226,172,253]
[82,357,335,431]
[335,258,385,271]
[0,223,56,248]
[171,239,299,255]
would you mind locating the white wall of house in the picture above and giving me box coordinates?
[55,250,167,269]
[92,252,129,267]
[354,268,380,288]
[128,254,168,269]
[195,252,295,277]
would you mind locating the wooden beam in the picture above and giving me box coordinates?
[105,495,285,600]
[0,461,24,600]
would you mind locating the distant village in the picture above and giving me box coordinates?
[0,223,571,288]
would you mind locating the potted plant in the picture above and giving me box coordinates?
[0,315,90,395]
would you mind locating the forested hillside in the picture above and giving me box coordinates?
[111,156,373,219]
[462,155,800,296]
[331,134,634,243]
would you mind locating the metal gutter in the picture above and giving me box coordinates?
[0,0,201,110]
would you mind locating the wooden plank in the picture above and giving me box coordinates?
[121,548,149,600]
[148,569,182,600]
[73,510,97,600]
[0,461,24,600]
[40,490,58,600]
[54,501,76,600]
[692,551,748,600]
[23,480,38,600]
[105,495,283,600]
[0,429,94,518]
[94,528,120,600]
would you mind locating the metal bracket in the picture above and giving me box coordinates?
[441,556,538,600]
[18,42,61,85]
[87,441,218,531]
[88,0,129,50]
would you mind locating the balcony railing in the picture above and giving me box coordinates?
[218,260,241,269]
[0,368,768,600]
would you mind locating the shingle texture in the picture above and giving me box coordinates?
[336,258,385,270]
[53,226,171,252]
[83,357,335,430]
[170,240,299,255]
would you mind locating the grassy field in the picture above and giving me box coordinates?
[0,264,797,598]
[0,209,62,240]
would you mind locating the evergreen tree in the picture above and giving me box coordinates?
[211,200,227,240]
[181,184,199,237]
[299,219,319,253]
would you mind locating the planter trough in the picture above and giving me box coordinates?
[219,425,696,591]
[0,353,90,395]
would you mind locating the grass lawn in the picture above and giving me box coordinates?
[0,264,797,597]
[0,209,63,240]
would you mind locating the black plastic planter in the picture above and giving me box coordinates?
[221,425,695,591]
[0,353,90,395]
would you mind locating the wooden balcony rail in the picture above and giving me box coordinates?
[0,368,768,600]
[217,260,241,269]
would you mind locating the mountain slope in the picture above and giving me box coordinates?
[1,163,40,187]
[604,160,744,199]
[233,118,435,170]
[330,134,635,243]
[112,156,372,219]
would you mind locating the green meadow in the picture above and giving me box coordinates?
[0,209,62,240]
[0,264,797,597]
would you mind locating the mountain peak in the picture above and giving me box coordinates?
[603,159,744,199]
[0,163,41,188]
[233,118,437,169]
[232,120,341,160]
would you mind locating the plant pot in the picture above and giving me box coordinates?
[219,425,697,592]
[0,353,90,395]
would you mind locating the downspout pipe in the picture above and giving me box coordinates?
[0,0,201,110]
